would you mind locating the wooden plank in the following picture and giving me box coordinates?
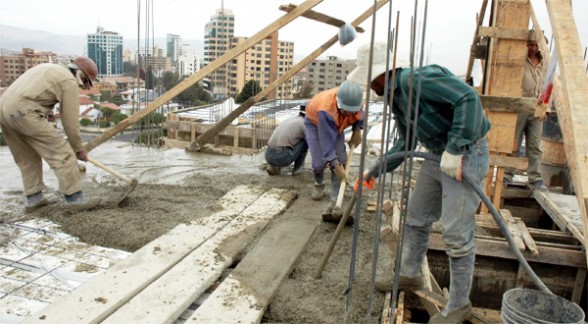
[499,209,525,250]
[533,190,585,246]
[489,154,527,170]
[429,233,586,268]
[545,0,588,263]
[485,113,517,153]
[380,291,392,324]
[23,186,265,324]
[395,291,405,324]
[478,26,528,40]
[571,268,586,304]
[190,0,390,151]
[84,0,324,152]
[279,4,365,32]
[186,196,320,323]
[480,95,536,114]
[102,188,296,324]
[517,220,539,255]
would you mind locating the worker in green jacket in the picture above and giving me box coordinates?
[350,42,490,323]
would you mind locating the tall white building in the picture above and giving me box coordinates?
[177,44,199,76]
[87,26,123,77]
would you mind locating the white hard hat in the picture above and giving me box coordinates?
[347,42,409,86]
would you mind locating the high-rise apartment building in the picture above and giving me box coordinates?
[204,8,235,99]
[87,26,123,77]
[0,48,58,87]
[231,33,294,99]
[306,56,356,95]
[166,34,182,65]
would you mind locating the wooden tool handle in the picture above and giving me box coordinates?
[335,144,355,209]
[86,157,135,184]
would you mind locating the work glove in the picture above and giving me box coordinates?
[534,100,549,121]
[354,171,375,192]
[349,130,362,148]
[76,150,89,162]
[332,164,348,184]
[440,151,462,181]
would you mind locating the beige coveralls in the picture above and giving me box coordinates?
[0,63,84,196]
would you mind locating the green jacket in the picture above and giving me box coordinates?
[373,64,491,176]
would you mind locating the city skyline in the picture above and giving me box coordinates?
[1,0,586,75]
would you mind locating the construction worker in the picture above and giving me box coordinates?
[305,80,363,224]
[265,104,308,176]
[504,30,550,192]
[0,57,102,213]
[350,42,490,323]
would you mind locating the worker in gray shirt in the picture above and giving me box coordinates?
[265,104,308,176]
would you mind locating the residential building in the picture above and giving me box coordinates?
[87,26,124,78]
[0,48,58,87]
[138,46,172,78]
[231,32,294,99]
[204,7,235,99]
[306,56,356,94]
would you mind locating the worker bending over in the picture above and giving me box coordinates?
[0,57,102,213]
[351,42,490,323]
[304,80,363,223]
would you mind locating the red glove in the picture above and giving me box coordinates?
[76,150,89,162]
[354,172,375,192]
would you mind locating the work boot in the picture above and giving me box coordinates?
[375,275,425,292]
[429,302,472,324]
[24,192,51,213]
[443,254,475,316]
[64,191,101,212]
[266,164,281,176]
[311,182,325,200]
[399,224,431,278]
[527,179,548,192]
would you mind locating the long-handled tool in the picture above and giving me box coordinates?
[331,143,355,218]
[87,157,138,205]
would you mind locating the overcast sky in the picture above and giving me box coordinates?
[1,0,586,75]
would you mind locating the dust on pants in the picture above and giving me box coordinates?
[0,107,81,196]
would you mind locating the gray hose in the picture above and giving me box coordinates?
[373,151,552,294]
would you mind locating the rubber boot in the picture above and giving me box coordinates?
[376,225,430,291]
[311,173,325,200]
[24,192,51,213]
[64,191,101,212]
[429,253,475,323]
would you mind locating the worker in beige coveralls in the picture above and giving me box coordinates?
[0,57,102,213]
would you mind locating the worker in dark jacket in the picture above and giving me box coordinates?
[0,57,102,213]
[350,42,490,323]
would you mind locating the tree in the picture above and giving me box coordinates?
[294,81,314,99]
[111,112,128,125]
[162,71,180,91]
[100,107,117,119]
[236,80,262,103]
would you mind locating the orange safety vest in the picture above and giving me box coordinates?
[305,87,362,134]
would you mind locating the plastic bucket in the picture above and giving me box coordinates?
[501,288,585,324]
